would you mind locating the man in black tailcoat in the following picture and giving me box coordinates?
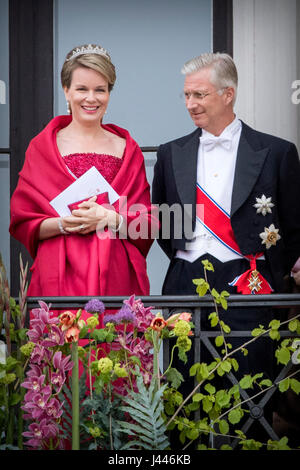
[152,52,300,400]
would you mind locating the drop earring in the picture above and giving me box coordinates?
[66,100,71,114]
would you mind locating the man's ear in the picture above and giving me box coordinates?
[223,86,235,105]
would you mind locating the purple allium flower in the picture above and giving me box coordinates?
[103,313,118,325]
[115,305,135,324]
[84,299,105,314]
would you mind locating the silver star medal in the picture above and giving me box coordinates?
[259,224,281,249]
[254,194,274,216]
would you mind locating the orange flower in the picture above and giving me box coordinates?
[65,326,80,343]
[150,316,167,332]
[59,311,76,331]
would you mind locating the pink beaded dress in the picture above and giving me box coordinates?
[63,152,123,183]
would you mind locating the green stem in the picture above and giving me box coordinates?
[152,331,161,391]
[6,385,14,445]
[72,341,80,450]
[16,341,25,449]
[161,344,177,378]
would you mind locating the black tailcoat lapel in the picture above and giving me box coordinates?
[171,128,201,231]
[230,122,270,216]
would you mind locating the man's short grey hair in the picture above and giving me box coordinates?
[181,52,238,105]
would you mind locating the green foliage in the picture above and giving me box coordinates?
[116,374,170,450]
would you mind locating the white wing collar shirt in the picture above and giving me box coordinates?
[176,116,243,263]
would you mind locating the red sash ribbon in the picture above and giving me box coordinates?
[196,184,273,294]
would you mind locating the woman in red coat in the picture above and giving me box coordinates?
[10,44,157,310]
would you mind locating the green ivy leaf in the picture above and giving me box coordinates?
[269,319,281,330]
[215,336,224,347]
[202,397,213,413]
[165,368,184,389]
[219,419,229,435]
[228,408,242,425]
[290,378,300,395]
[251,327,265,337]
[192,393,204,402]
[269,329,280,341]
[204,383,216,395]
[279,378,290,393]
[239,375,253,389]
[276,347,291,365]
[288,319,298,332]
[220,360,231,373]
[201,260,214,272]
[259,379,273,387]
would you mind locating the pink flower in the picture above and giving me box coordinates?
[41,325,65,347]
[166,312,192,328]
[30,344,52,365]
[23,418,58,448]
[46,397,63,419]
[53,351,73,372]
[22,374,46,393]
[123,295,155,332]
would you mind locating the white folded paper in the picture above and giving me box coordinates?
[50,166,119,217]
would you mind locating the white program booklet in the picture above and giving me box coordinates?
[50,166,120,217]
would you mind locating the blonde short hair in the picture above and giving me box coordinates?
[61,43,116,91]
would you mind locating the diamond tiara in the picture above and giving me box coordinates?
[66,44,110,62]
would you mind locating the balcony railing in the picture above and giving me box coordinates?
[26,293,300,449]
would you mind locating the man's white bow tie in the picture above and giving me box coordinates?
[201,134,232,151]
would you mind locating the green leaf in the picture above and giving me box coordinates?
[192,393,204,402]
[276,347,291,365]
[290,378,300,395]
[201,259,214,271]
[117,374,169,450]
[239,375,253,389]
[216,390,231,408]
[219,419,229,435]
[202,397,213,413]
[269,329,280,340]
[204,383,216,395]
[269,319,281,330]
[259,379,273,387]
[215,336,224,347]
[220,360,231,373]
[279,378,290,393]
[230,358,239,372]
[220,297,228,310]
[165,367,184,389]
[228,408,242,425]
[209,312,219,328]
[288,319,298,332]
[187,428,199,440]
[251,327,264,337]
[195,283,209,297]
[8,393,21,406]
